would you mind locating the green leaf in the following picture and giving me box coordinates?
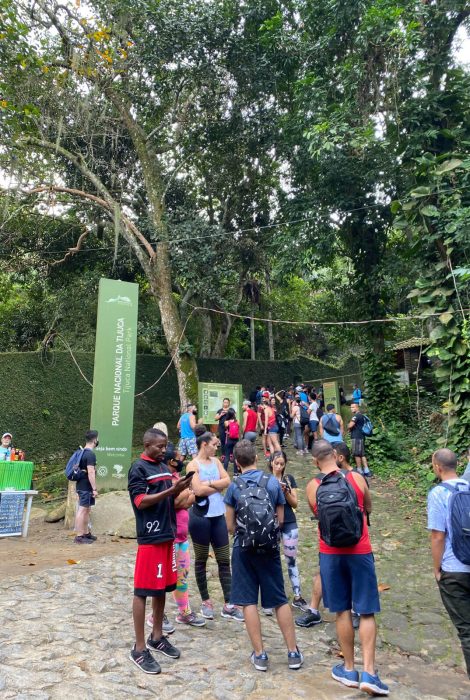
[390,200,401,214]
[406,288,421,299]
[439,311,454,324]
[402,201,416,211]
[435,159,462,175]
[435,366,451,378]
[430,326,445,341]
[410,186,432,198]
[420,205,440,217]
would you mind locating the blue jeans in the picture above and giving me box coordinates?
[293,424,304,451]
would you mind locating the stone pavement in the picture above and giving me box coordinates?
[0,448,469,699]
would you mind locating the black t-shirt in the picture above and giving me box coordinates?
[76,448,96,492]
[128,456,177,544]
[350,413,365,439]
[281,474,298,525]
[216,408,229,435]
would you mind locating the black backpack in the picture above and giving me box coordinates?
[323,414,341,436]
[316,471,364,547]
[300,405,309,426]
[235,473,279,551]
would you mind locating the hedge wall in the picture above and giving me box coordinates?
[0,351,361,462]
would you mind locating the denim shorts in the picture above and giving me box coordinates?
[319,552,380,614]
[309,420,319,432]
[77,490,95,507]
[230,546,288,609]
[268,425,279,433]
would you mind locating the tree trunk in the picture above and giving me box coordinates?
[211,313,233,358]
[250,307,256,360]
[152,244,199,409]
[265,272,274,360]
[199,310,212,358]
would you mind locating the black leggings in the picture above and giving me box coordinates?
[188,510,231,603]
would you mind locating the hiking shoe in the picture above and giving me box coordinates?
[200,601,214,619]
[288,646,304,670]
[175,611,206,627]
[85,532,97,541]
[295,609,322,627]
[292,596,309,612]
[147,613,175,634]
[352,611,360,630]
[360,671,389,696]
[331,664,359,688]
[146,634,180,659]
[74,535,93,544]
[221,604,244,622]
[262,607,273,616]
[250,651,269,671]
[129,646,161,674]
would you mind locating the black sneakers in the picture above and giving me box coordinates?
[129,646,161,674]
[146,634,181,659]
[295,609,322,627]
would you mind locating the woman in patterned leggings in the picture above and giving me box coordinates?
[267,451,308,613]
[187,431,243,621]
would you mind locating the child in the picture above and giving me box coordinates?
[224,439,303,672]
[128,428,193,674]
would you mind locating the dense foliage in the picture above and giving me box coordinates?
[0,0,469,447]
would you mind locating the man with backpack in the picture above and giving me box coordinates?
[73,430,99,544]
[348,403,372,477]
[319,404,344,445]
[306,440,388,696]
[427,448,470,679]
[224,440,303,672]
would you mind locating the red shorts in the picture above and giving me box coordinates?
[134,542,177,597]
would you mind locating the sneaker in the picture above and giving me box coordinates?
[146,634,180,659]
[147,613,175,634]
[129,646,161,674]
[292,596,309,612]
[175,611,206,627]
[200,601,214,619]
[287,646,304,670]
[221,604,244,622]
[295,609,322,627]
[296,451,304,456]
[264,451,271,458]
[85,532,97,541]
[352,611,360,630]
[262,607,273,616]
[250,650,269,671]
[74,535,93,544]
[331,663,359,688]
[360,671,389,696]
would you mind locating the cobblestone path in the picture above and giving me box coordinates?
[0,448,469,699]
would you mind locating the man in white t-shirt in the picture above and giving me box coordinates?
[427,448,470,678]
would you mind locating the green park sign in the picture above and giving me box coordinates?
[90,278,138,488]
[198,382,243,425]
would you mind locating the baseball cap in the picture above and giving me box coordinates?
[2,432,12,439]
[242,400,251,406]
[262,391,270,398]
[295,385,302,392]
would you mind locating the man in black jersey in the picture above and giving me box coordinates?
[128,428,193,674]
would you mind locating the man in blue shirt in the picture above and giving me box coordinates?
[0,432,12,460]
[427,448,470,678]
[352,384,362,404]
[224,440,303,673]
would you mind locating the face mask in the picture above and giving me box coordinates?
[95,440,100,448]
[193,409,197,415]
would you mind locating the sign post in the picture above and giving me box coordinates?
[90,279,138,488]
[198,382,243,425]
[322,381,340,413]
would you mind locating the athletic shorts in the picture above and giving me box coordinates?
[351,438,365,457]
[230,546,288,609]
[309,420,319,432]
[319,552,380,615]
[178,437,198,456]
[134,542,177,597]
[77,490,95,507]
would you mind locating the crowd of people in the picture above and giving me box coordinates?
[67,380,470,696]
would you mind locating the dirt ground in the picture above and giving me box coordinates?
[0,509,135,579]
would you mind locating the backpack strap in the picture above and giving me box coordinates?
[439,481,469,494]
[258,473,271,489]
[234,476,248,491]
